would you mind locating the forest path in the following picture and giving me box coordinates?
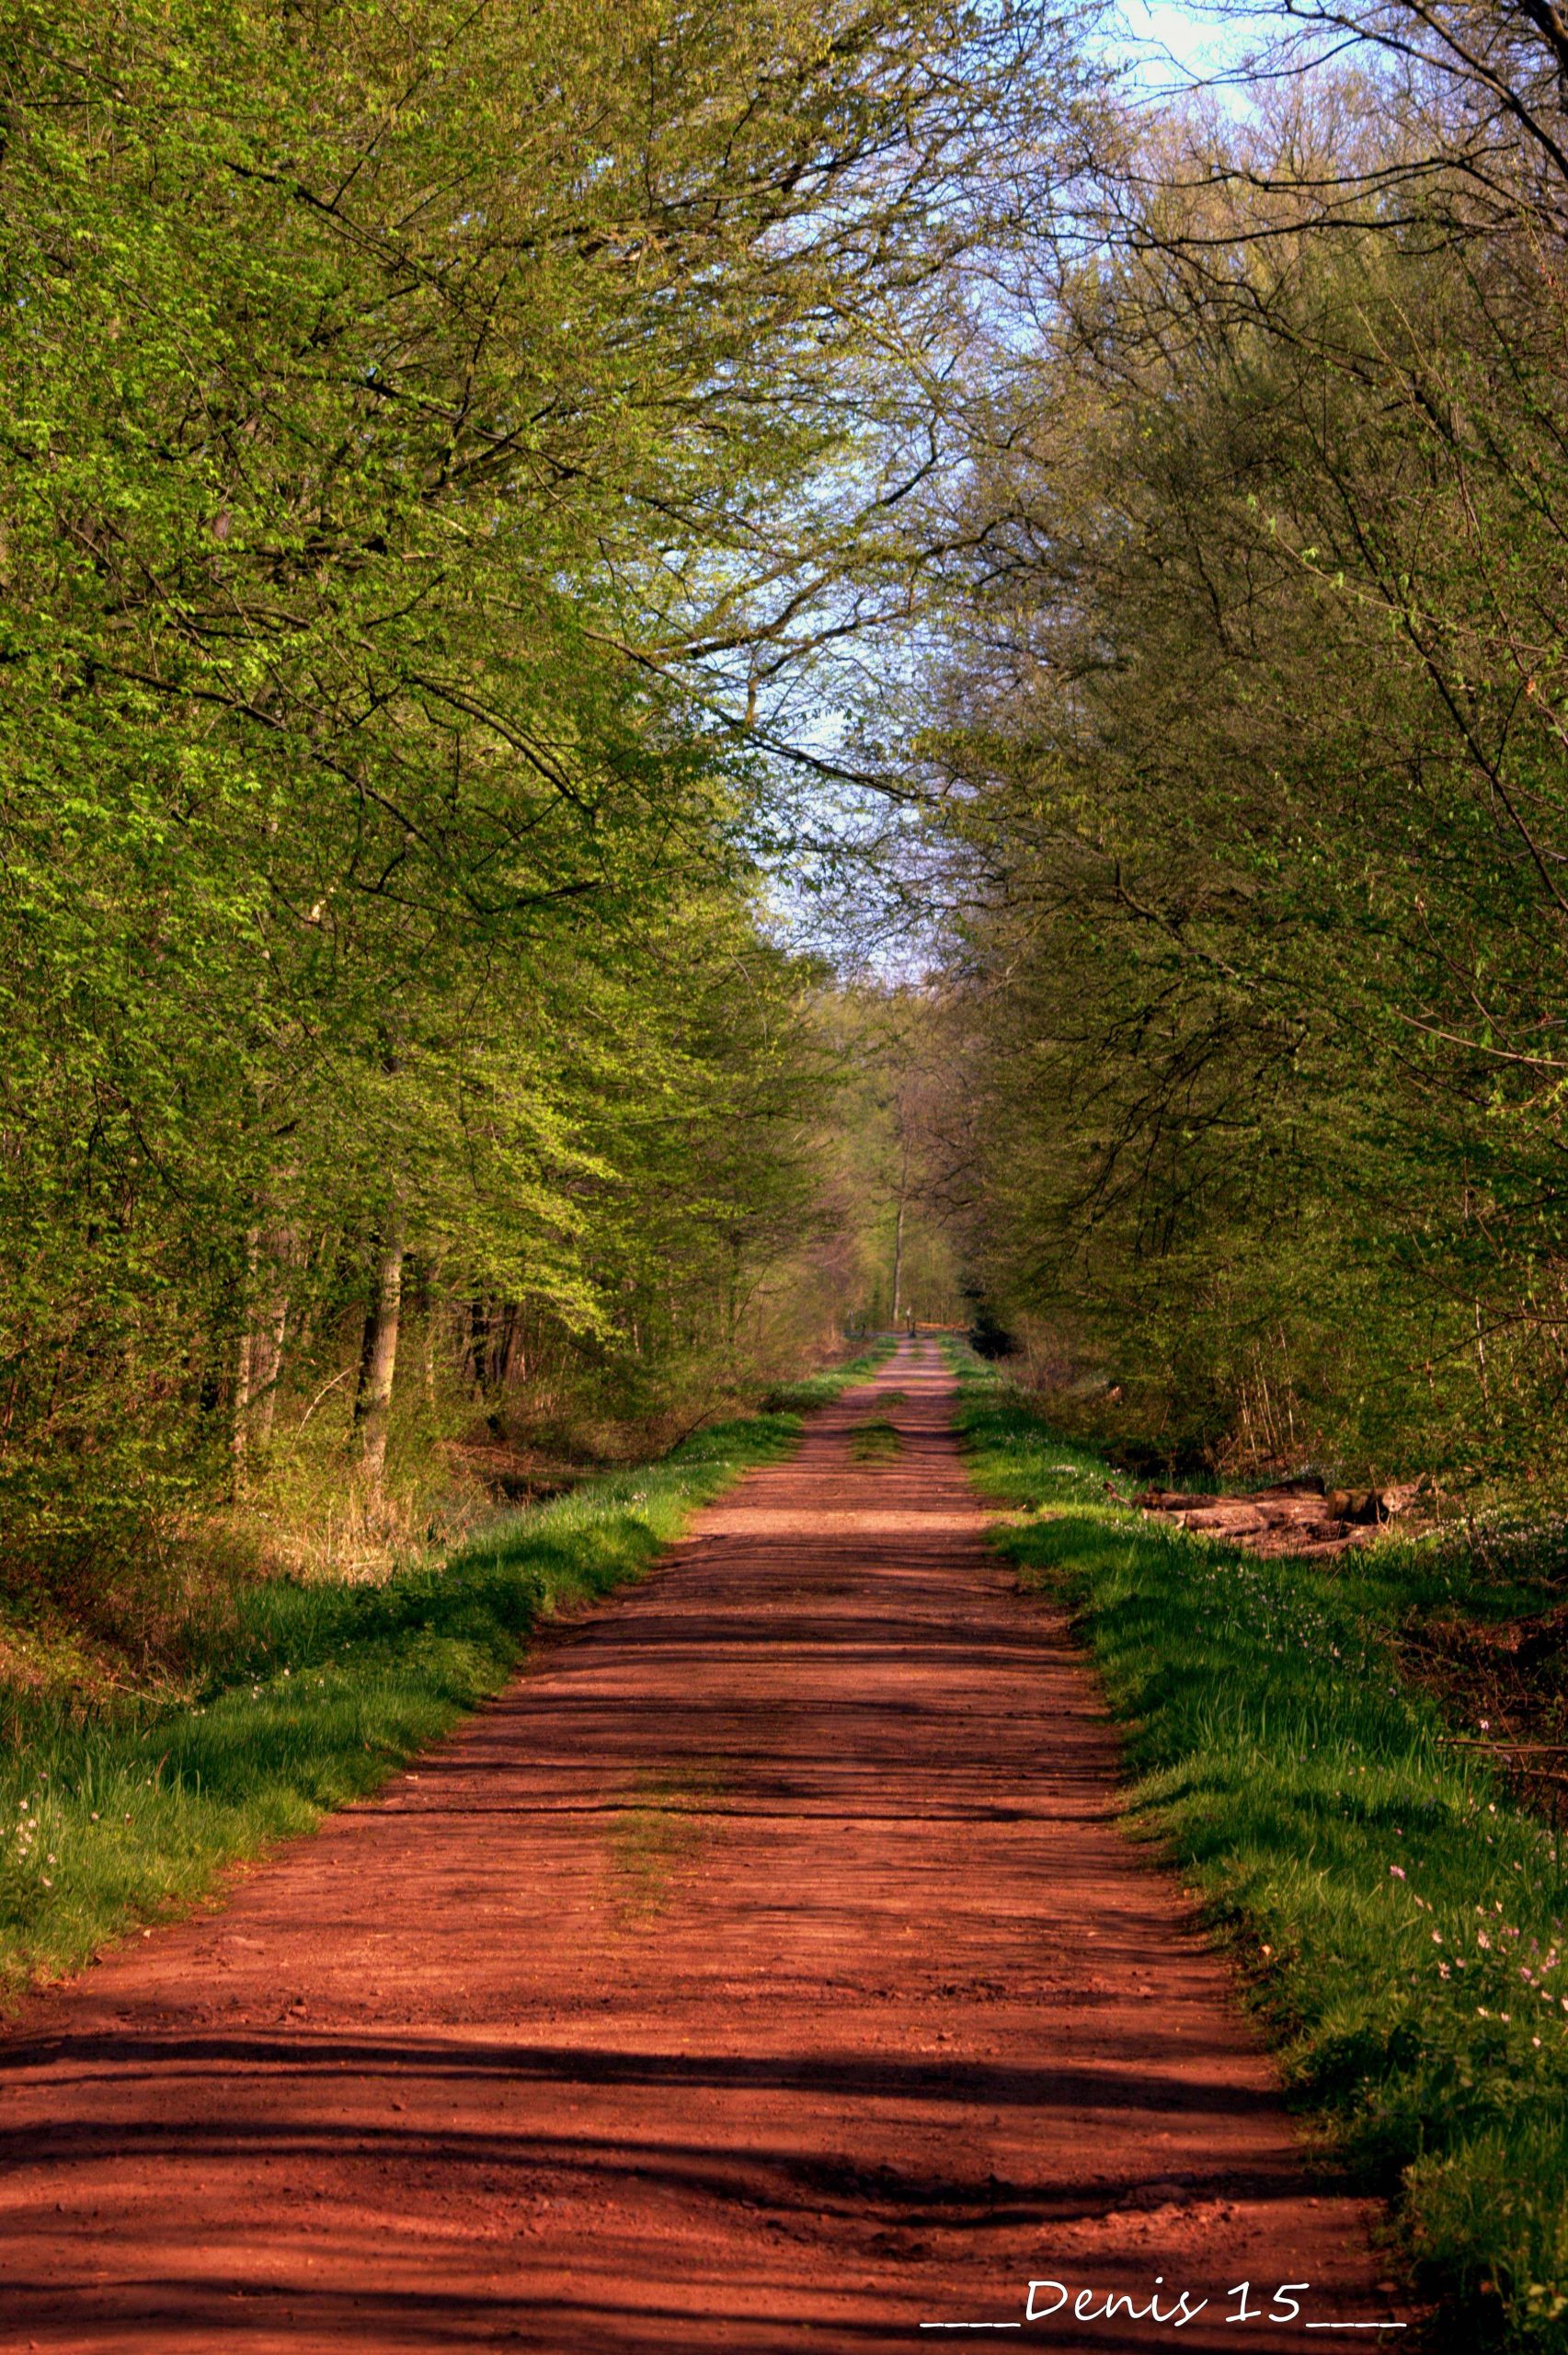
[1,1341,1402,2351]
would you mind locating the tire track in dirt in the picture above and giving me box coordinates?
[0,1340,1403,2350]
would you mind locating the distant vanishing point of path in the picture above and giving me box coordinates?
[1,1341,1402,2350]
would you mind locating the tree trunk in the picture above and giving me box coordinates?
[890,1189,907,1327]
[496,1304,515,1389]
[466,1297,490,1393]
[249,1289,288,1450]
[353,1218,406,1489]
[231,1327,254,1496]
[231,1223,259,1495]
[248,1224,294,1451]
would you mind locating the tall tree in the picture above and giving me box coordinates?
[0,0,1097,1575]
[916,21,1568,1473]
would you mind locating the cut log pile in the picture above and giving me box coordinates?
[1133,1476,1433,1560]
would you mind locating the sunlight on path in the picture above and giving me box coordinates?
[0,1340,1402,2351]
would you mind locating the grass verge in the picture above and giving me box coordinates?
[849,1416,902,1464]
[950,1354,1568,2353]
[2,1346,890,2005]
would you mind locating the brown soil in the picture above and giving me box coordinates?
[0,1342,1405,2350]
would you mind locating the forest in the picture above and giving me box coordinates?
[922,1,1568,1493]
[0,0,1027,1622]
[12,5,1568,2349]
[10,3,1568,1646]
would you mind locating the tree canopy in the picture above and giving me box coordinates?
[0,0,1095,1585]
[915,1,1568,1479]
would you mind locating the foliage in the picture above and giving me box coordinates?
[0,0,1092,1594]
[814,983,971,1331]
[917,6,1568,1483]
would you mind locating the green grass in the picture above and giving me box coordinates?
[1,1347,891,2004]
[849,1415,902,1463]
[606,1765,725,1925]
[950,1356,1568,2352]
[757,1349,894,1417]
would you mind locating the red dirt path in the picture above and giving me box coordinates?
[1,1342,1405,2351]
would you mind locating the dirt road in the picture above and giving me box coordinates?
[1,1342,1402,2350]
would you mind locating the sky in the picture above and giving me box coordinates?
[1116,2,1257,94]
[769,0,1271,969]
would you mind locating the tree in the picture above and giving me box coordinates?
[0,0,1096,1578]
[917,33,1568,1475]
